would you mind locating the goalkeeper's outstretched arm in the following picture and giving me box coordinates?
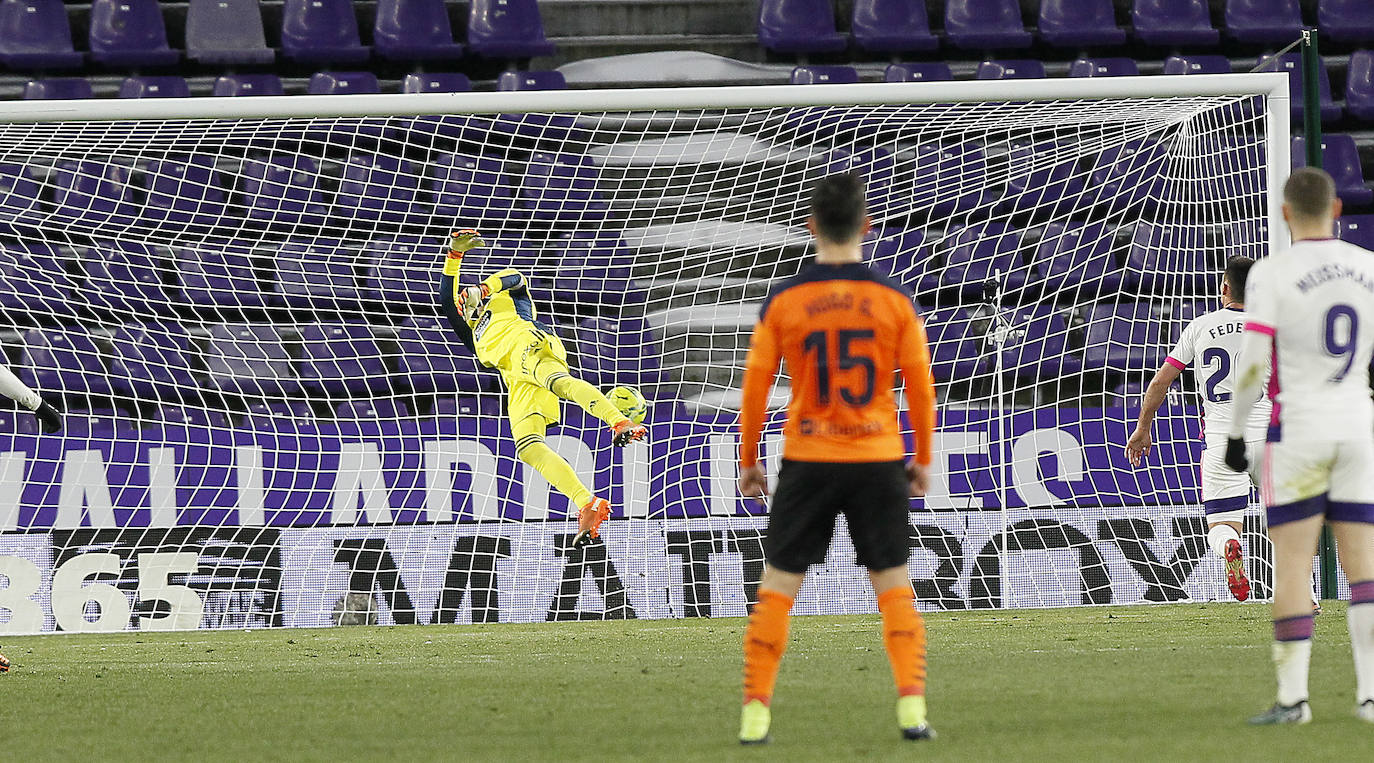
[438,231,481,354]
[0,365,62,433]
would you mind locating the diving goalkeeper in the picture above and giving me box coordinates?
[439,229,647,547]
[0,365,62,433]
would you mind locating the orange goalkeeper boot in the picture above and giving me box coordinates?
[573,497,611,548]
[611,419,648,447]
[1224,538,1251,602]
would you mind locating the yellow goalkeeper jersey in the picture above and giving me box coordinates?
[442,264,555,370]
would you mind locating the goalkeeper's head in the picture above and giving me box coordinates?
[1282,167,1339,238]
[808,171,871,252]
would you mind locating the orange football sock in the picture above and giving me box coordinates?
[742,589,793,706]
[877,586,927,697]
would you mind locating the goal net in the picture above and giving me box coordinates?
[0,76,1313,634]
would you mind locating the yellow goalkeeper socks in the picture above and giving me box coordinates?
[547,373,626,428]
[514,435,594,508]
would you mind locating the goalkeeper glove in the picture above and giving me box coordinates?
[449,229,486,256]
[33,399,62,434]
[1223,437,1249,473]
[457,283,491,323]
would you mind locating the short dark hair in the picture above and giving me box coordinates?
[1284,166,1337,219]
[1225,255,1254,299]
[809,171,867,243]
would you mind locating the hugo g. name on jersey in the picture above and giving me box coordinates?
[1245,239,1374,442]
[1166,307,1271,445]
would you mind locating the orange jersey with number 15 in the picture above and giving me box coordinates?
[738,262,937,468]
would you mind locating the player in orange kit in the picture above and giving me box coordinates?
[735,172,938,744]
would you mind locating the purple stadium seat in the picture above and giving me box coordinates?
[275,240,364,309]
[1266,53,1342,125]
[575,317,659,390]
[186,0,274,65]
[823,146,896,215]
[864,227,938,294]
[790,65,859,85]
[403,72,472,93]
[152,405,230,429]
[0,241,83,320]
[89,0,179,67]
[204,324,303,398]
[308,71,380,94]
[1132,0,1218,46]
[281,0,368,64]
[1083,303,1164,372]
[1225,0,1302,43]
[241,156,327,227]
[107,324,198,401]
[519,152,608,222]
[1348,50,1374,123]
[174,245,272,310]
[549,233,635,306]
[362,234,436,309]
[432,396,499,418]
[1069,58,1139,78]
[851,0,938,54]
[1320,0,1374,44]
[0,0,83,69]
[975,60,1045,80]
[212,74,284,97]
[1039,0,1126,47]
[1338,214,1374,250]
[374,0,462,61]
[884,62,953,82]
[937,223,1029,299]
[428,153,519,223]
[945,0,1032,51]
[497,70,566,91]
[913,142,991,214]
[924,308,984,382]
[1032,223,1123,299]
[82,240,173,317]
[336,155,419,223]
[0,164,40,235]
[23,78,93,99]
[1001,306,1079,378]
[297,323,389,396]
[757,0,847,55]
[1292,135,1374,206]
[395,316,492,394]
[141,155,229,230]
[19,327,113,398]
[335,399,412,421]
[1001,142,1089,216]
[242,400,314,428]
[1162,54,1231,75]
[119,76,190,98]
[1087,140,1167,210]
[1128,224,1217,295]
[52,161,139,229]
[467,0,557,59]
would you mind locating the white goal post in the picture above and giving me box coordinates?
[0,73,1302,634]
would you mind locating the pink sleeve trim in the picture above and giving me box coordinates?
[1244,321,1276,336]
[1164,356,1186,370]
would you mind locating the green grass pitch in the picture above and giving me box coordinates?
[0,603,1366,761]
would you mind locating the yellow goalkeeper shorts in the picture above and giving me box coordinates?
[501,326,570,429]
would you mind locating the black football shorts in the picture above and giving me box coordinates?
[764,459,912,573]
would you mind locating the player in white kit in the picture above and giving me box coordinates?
[1225,168,1374,725]
[1127,257,1268,601]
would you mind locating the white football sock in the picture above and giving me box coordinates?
[1350,603,1374,703]
[1273,639,1312,706]
[1207,523,1240,560]
[0,365,41,411]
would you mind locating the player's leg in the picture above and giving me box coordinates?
[527,337,646,446]
[506,387,609,548]
[846,461,933,741]
[739,460,835,744]
[1203,443,1253,600]
[1326,438,1374,721]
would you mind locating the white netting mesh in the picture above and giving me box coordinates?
[0,84,1315,634]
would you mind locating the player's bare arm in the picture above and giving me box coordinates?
[1126,362,1183,466]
